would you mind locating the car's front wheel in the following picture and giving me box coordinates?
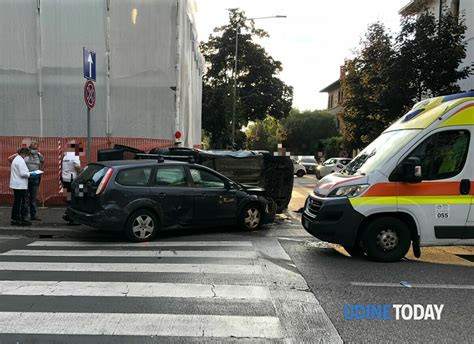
[296,170,305,177]
[125,209,158,242]
[239,204,262,231]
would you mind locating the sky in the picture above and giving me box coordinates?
[195,0,410,110]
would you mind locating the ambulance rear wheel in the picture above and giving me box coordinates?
[361,217,411,262]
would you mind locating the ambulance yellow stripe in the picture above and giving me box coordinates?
[437,103,474,127]
[350,196,472,207]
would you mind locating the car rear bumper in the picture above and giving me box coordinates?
[67,206,124,230]
[301,195,365,246]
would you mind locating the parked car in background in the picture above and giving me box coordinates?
[298,157,317,174]
[292,159,307,177]
[315,158,351,179]
[67,159,276,242]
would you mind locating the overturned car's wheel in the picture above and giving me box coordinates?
[239,204,262,231]
[125,209,158,242]
[361,217,411,262]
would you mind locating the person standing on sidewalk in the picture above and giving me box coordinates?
[8,141,45,221]
[10,148,40,226]
[61,142,82,225]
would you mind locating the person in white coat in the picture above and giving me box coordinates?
[10,147,40,226]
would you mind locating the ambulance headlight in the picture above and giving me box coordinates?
[328,184,370,198]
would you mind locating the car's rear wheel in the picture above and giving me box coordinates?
[239,204,262,231]
[296,170,305,177]
[125,209,158,242]
[361,217,411,262]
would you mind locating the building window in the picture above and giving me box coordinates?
[451,0,460,19]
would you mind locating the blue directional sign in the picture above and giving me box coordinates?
[83,48,96,81]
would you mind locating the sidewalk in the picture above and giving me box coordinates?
[0,206,100,238]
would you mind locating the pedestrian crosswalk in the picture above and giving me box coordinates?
[0,239,285,342]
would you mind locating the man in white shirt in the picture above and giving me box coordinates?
[10,148,39,226]
[61,143,82,225]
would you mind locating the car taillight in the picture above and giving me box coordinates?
[336,164,343,169]
[96,168,113,195]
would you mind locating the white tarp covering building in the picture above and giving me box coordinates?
[0,0,203,147]
[0,0,203,204]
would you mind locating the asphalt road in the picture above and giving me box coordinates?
[287,175,474,343]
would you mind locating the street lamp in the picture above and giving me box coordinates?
[231,15,287,148]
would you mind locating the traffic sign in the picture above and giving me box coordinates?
[84,80,96,109]
[83,48,96,81]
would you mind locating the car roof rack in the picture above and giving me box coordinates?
[135,153,196,164]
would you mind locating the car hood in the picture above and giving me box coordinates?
[313,173,368,197]
[241,184,266,196]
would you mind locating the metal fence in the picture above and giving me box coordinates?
[0,136,173,206]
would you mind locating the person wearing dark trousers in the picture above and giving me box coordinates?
[61,143,82,225]
[8,141,45,221]
[10,148,40,226]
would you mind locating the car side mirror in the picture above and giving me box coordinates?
[389,157,422,183]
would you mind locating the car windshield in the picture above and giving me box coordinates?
[344,129,422,175]
[301,159,316,164]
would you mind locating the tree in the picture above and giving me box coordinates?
[282,109,338,155]
[341,12,472,151]
[397,10,472,100]
[245,116,285,151]
[341,23,406,151]
[201,9,293,148]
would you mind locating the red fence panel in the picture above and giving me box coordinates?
[0,136,173,206]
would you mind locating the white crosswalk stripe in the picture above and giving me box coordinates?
[0,239,284,341]
[2,249,258,258]
[0,312,283,338]
[0,280,271,299]
[27,240,254,247]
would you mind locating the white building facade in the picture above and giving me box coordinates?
[0,0,203,204]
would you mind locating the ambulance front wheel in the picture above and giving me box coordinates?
[361,217,411,262]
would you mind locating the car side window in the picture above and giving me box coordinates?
[116,167,153,186]
[404,130,470,180]
[154,166,187,187]
[190,168,225,188]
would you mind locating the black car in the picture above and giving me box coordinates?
[67,159,276,241]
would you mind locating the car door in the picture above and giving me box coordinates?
[149,165,193,227]
[189,167,238,225]
[322,159,335,175]
[397,129,471,245]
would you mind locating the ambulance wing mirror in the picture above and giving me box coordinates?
[389,157,422,183]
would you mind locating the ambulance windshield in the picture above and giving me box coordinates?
[344,129,421,175]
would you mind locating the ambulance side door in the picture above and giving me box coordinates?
[462,125,474,244]
[397,128,471,245]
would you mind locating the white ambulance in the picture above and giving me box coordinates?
[302,91,474,262]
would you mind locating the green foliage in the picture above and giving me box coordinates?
[201,130,211,150]
[397,10,472,100]
[282,109,338,155]
[342,11,472,151]
[342,23,406,150]
[245,116,285,151]
[320,136,343,158]
[201,9,293,149]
